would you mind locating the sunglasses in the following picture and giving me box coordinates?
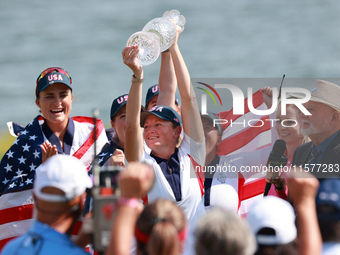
[36,67,72,86]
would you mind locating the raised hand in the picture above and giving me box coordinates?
[122,45,143,79]
[109,149,125,167]
[119,162,155,199]
[261,86,273,109]
[286,170,319,205]
[40,140,58,163]
[169,20,182,50]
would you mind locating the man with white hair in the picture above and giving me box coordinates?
[1,155,92,255]
[292,80,340,179]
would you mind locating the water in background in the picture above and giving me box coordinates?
[1,0,340,135]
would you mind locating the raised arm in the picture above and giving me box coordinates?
[287,171,321,255]
[122,46,144,162]
[157,51,178,110]
[169,26,203,143]
[105,162,154,255]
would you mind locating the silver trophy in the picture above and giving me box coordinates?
[126,10,186,66]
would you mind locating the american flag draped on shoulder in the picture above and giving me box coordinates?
[0,115,107,250]
[216,89,274,217]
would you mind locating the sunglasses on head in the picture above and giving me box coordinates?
[36,67,72,86]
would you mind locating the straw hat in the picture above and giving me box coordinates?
[307,80,340,112]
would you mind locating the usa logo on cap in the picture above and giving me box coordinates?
[117,95,128,104]
[152,85,159,93]
[48,74,64,83]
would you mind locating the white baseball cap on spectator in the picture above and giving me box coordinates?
[246,196,297,246]
[34,154,92,202]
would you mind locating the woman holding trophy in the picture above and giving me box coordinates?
[122,16,206,255]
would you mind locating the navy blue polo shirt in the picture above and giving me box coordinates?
[42,118,74,155]
[150,148,182,201]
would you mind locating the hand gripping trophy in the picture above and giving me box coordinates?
[126,10,186,66]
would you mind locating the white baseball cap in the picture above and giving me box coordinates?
[246,196,297,246]
[209,184,239,213]
[34,155,93,202]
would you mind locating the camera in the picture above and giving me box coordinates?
[91,165,122,252]
[88,109,124,252]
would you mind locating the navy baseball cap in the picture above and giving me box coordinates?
[140,105,182,127]
[110,94,128,120]
[36,67,72,97]
[145,84,179,108]
[145,84,160,107]
[316,179,340,221]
